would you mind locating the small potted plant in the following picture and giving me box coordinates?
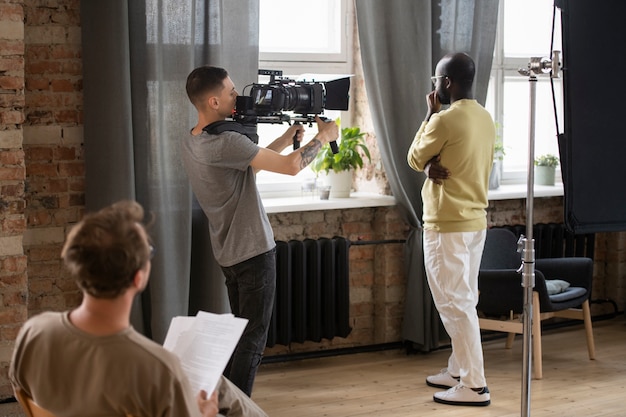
[311,125,372,198]
[489,122,505,190]
[534,153,559,186]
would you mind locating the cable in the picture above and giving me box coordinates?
[549,3,561,135]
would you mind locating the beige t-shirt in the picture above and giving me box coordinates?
[9,311,200,417]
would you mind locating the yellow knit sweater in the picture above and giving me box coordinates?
[407,99,495,232]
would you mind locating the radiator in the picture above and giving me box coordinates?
[266,237,352,347]
[502,223,595,259]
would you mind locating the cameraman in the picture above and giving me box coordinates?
[181,65,338,396]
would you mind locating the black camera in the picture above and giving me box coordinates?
[232,69,350,151]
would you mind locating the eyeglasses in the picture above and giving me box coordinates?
[149,245,156,259]
[430,75,448,86]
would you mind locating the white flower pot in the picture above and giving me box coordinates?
[489,160,502,190]
[535,166,556,186]
[326,170,353,198]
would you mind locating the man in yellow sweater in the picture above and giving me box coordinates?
[407,52,495,407]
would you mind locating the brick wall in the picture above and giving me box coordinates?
[0,0,84,400]
[0,0,27,401]
[1,0,625,403]
[22,0,83,317]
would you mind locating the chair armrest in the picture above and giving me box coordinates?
[535,257,593,290]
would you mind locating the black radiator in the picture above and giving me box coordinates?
[501,223,595,259]
[266,237,352,347]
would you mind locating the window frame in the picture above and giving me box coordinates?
[491,0,563,184]
[256,0,354,197]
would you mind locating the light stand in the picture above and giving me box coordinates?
[517,51,560,417]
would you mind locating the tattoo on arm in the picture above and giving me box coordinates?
[299,138,322,170]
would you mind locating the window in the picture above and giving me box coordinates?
[489,0,563,182]
[256,0,352,196]
[260,0,346,62]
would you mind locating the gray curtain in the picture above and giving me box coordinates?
[80,0,259,343]
[355,0,498,350]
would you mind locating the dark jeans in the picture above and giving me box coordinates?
[220,247,276,396]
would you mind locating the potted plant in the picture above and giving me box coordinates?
[534,153,559,186]
[311,126,372,198]
[489,122,504,190]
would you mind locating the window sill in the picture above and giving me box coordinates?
[261,183,562,214]
[488,182,564,200]
[263,192,396,214]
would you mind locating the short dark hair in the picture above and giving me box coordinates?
[186,66,229,107]
[61,200,151,298]
[443,52,476,90]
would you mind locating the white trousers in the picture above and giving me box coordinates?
[423,229,487,388]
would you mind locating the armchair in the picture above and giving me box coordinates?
[477,228,595,379]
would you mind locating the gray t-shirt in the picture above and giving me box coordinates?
[180,129,275,267]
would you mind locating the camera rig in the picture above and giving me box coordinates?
[231,69,351,153]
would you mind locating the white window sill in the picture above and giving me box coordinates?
[263,192,396,214]
[488,182,564,200]
[261,183,562,214]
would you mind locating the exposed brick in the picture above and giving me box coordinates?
[67,193,84,207]
[0,3,24,22]
[49,44,80,59]
[0,183,25,199]
[0,149,25,165]
[0,167,25,181]
[0,110,25,125]
[0,40,25,56]
[26,77,49,91]
[29,195,58,210]
[27,246,61,262]
[27,209,51,227]
[50,79,74,92]
[0,91,25,108]
[26,162,57,177]
[53,146,76,160]
[68,177,84,192]
[25,146,53,161]
[2,289,28,306]
[1,217,27,234]
[25,60,62,75]
[0,256,27,275]
[54,109,81,124]
[58,161,83,176]
[0,76,25,90]
[0,308,27,326]
[0,56,25,72]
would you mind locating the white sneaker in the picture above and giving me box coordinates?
[426,368,460,389]
[434,384,491,407]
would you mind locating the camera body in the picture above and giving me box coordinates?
[232,70,350,150]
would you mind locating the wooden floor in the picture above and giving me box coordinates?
[254,316,626,417]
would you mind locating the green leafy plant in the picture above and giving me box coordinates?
[534,154,559,168]
[494,121,505,161]
[494,138,505,161]
[311,126,372,174]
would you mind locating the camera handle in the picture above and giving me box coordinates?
[291,117,338,154]
[292,121,301,150]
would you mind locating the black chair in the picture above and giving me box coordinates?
[477,228,595,379]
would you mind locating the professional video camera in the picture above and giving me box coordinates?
[232,69,351,152]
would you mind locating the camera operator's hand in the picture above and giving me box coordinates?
[424,154,450,185]
[314,115,339,145]
[283,123,304,149]
[265,123,305,154]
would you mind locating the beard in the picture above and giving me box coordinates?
[437,88,451,105]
